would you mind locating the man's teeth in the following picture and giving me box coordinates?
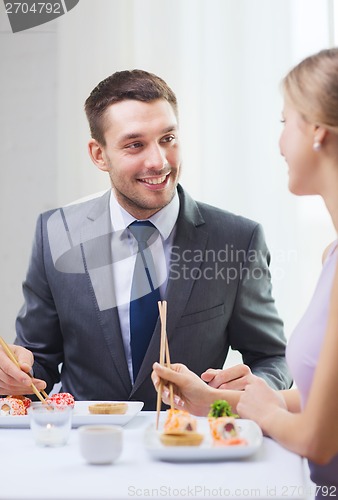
[141,174,167,185]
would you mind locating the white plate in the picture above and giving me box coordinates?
[145,418,262,462]
[0,401,144,428]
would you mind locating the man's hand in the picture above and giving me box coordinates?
[201,364,254,390]
[0,344,46,395]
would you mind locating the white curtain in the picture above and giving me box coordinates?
[0,0,336,342]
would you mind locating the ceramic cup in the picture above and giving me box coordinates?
[78,425,123,464]
[29,404,72,447]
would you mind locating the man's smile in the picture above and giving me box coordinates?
[138,171,171,188]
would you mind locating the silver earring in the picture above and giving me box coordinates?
[313,141,321,151]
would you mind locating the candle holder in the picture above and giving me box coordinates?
[29,403,73,447]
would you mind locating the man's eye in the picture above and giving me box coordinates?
[126,142,143,149]
[161,135,175,143]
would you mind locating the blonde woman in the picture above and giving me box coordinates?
[153,48,338,496]
[237,47,338,497]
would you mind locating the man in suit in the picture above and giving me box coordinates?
[0,70,291,409]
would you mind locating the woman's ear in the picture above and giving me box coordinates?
[88,139,109,172]
[313,125,328,147]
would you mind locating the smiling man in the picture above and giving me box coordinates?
[0,70,292,409]
[88,98,181,219]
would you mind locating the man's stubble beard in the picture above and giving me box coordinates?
[109,163,182,215]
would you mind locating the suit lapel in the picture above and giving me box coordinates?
[80,191,132,394]
[131,186,208,394]
[165,190,208,343]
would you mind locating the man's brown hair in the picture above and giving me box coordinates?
[84,69,178,145]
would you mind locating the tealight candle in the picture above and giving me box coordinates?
[29,404,72,447]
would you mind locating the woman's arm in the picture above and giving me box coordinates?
[238,261,338,465]
[279,388,301,413]
[152,362,252,416]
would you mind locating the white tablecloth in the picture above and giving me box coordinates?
[0,412,314,500]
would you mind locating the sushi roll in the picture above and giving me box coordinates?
[0,397,26,416]
[208,399,247,446]
[160,409,203,446]
[48,392,75,408]
[9,395,32,413]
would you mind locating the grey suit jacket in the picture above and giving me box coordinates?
[16,185,291,409]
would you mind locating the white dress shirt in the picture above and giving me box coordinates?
[109,190,180,383]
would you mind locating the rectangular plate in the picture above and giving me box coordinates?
[0,400,144,428]
[145,418,262,462]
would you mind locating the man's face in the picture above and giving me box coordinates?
[90,98,181,219]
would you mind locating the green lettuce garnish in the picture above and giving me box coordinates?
[208,399,238,418]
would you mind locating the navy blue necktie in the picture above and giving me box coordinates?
[129,221,161,380]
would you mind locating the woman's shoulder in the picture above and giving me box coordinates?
[322,239,338,264]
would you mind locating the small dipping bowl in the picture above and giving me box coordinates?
[78,425,123,465]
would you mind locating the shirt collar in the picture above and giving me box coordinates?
[109,188,180,241]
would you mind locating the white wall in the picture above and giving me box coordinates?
[0,0,336,347]
[0,7,59,340]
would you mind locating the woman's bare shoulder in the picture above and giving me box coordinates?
[322,240,338,264]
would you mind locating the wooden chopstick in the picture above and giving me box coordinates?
[28,378,49,400]
[155,301,174,430]
[0,336,48,403]
[156,301,166,429]
[161,302,174,409]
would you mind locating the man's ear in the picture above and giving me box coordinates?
[88,139,109,172]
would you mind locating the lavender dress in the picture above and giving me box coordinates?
[286,241,338,497]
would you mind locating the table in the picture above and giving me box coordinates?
[0,412,314,500]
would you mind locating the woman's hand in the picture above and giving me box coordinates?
[152,362,219,416]
[237,377,287,431]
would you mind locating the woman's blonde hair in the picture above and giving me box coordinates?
[282,47,338,134]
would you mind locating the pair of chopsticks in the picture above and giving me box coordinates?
[0,336,48,403]
[156,300,174,429]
